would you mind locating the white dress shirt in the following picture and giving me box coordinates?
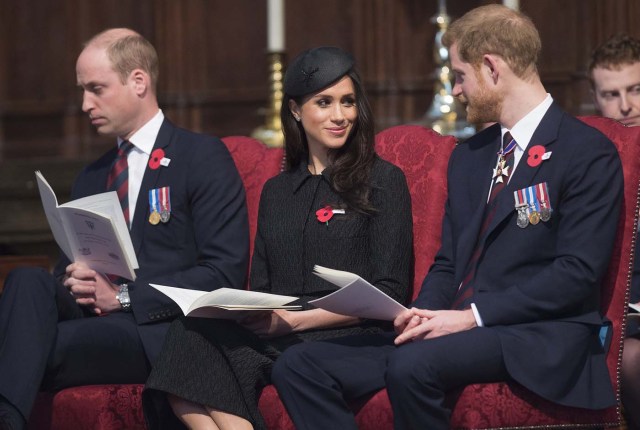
[116,110,164,226]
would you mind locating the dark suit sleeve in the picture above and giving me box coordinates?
[367,162,414,305]
[475,133,622,326]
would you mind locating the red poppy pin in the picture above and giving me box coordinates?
[316,206,334,226]
[316,206,345,226]
[526,145,546,168]
[148,149,166,170]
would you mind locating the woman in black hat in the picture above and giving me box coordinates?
[143,46,413,430]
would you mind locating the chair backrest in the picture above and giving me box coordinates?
[579,116,640,394]
[375,125,456,300]
[221,136,284,267]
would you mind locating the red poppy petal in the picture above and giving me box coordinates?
[316,206,335,223]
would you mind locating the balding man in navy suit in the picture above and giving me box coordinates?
[0,29,248,430]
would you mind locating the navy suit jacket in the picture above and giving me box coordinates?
[53,119,250,362]
[414,103,621,409]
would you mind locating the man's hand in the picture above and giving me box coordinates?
[394,308,424,335]
[64,262,120,314]
[394,308,477,345]
[239,310,301,338]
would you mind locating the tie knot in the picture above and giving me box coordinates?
[118,141,134,157]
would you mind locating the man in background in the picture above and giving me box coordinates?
[589,33,640,127]
[0,28,249,430]
[590,32,640,430]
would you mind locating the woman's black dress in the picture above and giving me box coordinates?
[144,158,413,429]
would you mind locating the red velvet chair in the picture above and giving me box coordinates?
[218,136,284,264]
[447,116,640,430]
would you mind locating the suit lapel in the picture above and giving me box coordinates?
[130,119,175,254]
[484,103,564,239]
[85,148,118,196]
[455,127,502,281]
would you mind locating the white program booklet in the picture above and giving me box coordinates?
[35,171,138,280]
[630,302,640,315]
[149,284,302,319]
[309,265,408,321]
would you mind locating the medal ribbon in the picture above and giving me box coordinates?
[536,182,549,210]
[160,187,171,213]
[500,137,517,157]
[514,189,523,207]
[527,186,540,213]
[149,188,160,215]
[521,188,530,217]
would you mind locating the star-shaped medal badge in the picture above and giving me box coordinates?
[492,158,510,183]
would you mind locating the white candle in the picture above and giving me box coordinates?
[503,0,519,11]
[267,0,285,52]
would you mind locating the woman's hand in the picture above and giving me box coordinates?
[239,310,301,338]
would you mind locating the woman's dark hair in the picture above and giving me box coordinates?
[281,68,376,214]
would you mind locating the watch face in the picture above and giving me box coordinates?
[117,287,131,310]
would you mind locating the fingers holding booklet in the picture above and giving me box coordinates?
[309,265,408,321]
[149,284,301,319]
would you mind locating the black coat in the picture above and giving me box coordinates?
[143,156,414,429]
[250,157,413,306]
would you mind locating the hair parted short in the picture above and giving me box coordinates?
[442,4,541,79]
[588,33,640,85]
[85,29,159,92]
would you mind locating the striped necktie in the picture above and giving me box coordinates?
[451,132,516,310]
[107,141,135,225]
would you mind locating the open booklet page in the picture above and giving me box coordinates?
[35,171,138,280]
[149,284,301,319]
[309,265,408,321]
[630,302,640,314]
[36,171,73,260]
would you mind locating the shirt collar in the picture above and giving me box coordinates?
[502,94,553,152]
[117,109,164,154]
[291,160,331,193]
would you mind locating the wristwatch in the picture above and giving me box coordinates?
[116,283,131,312]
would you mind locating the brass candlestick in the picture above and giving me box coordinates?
[421,0,475,139]
[252,52,285,147]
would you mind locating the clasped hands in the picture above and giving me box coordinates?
[63,262,120,315]
[393,307,477,345]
